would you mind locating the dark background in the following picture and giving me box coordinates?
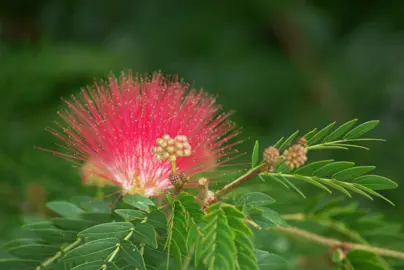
[1,0,404,268]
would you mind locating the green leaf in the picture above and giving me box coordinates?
[344,120,379,140]
[0,258,40,270]
[200,205,236,270]
[293,175,332,193]
[71,260,105,270]
[314,162,355,178]
[114,209,146,222]
[46,201,84,219]
[22,222,77,244]
[314,178,351,197]
[237,192,275,207]
[263,174,290,189]
[331,143,370,150]
[80,212,112,223]
[62,238,119,263]
[71,196,110,213]
[251,140,260,168]
[308,122,336,145]
[78,222,134,240]
[177,193,204,224]
[255,250,288,270]
[294,160,334,176]
[353,175,398,190]
[52,218,97,231]
[1,239,37,250]
[353,184,395,206]
[133,223,158,248]
[123,196,155,212]
[276,163,291,173]
[346,250,387,270]
[273,137,284,149]
[120,242,146,270]
[333,166,376,181]
[6,244,59,261]
[166,200,188,269]
[147,209,167,229]
[303,128,318,141]
[279,175,306,198]
[335,181,374,201]
[247,207,288,228]
[278,130,299,151]
[324,119,358,142]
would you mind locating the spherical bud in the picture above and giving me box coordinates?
[183,142,191,149]
[296,137,308,147]
[167,138,175,145]
[156,138,164,146]
[283,144,308,170]
[183,149,191,156]
[176,150,184,156]
[166,146,175,154]
[175,135,187,142]
[175,142,184,149]
[163,134,170,140]
[263,146,279,172]
[169,172,188,190]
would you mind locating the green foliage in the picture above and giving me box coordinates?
[257,120,399,205]
[0,120,402,270]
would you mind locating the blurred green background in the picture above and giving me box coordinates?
[1,0,404,268]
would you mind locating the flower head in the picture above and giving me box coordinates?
[45,72,241,196]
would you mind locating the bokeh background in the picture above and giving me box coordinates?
[1,0,404,269]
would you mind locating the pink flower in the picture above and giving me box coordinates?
[45,72,242,197]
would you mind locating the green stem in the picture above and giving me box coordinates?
[36,238,82,270]
[124,229,134,241]
[170,156,177,175]
[107,244,121,262]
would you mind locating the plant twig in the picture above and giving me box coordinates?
[247,220,404,260]
[214,166,262,200]
[36,238,82,270]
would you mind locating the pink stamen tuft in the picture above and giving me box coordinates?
[45,71,242,196]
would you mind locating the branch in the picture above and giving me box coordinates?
[214,166,262,199]
[248,220,404,260]
[36,238,82,270]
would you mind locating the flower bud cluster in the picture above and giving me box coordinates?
[153,134,192,160]
[283,138,308,170]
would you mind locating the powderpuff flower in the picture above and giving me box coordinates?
[45,72,242,197]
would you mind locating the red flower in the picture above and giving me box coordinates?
[45,72,242,196]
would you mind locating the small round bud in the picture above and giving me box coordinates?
[163,134,170,140]
[159,142,166,148]
[167,138,175,145]
[183,142,191,149]
[175,135,186,142]
[156,138,164,146]
[183,149,191,156]
[166,146,175,154]
[283,143,308,170]
[263,146,279,172]
[176,150,184,156]
[296,137,308,147]
[175,142,184,149]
